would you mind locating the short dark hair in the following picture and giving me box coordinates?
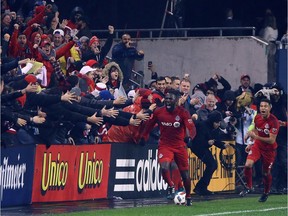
[260,98,272,106]
[171,76,180,82]
[157,76,166,83]
[166,89,181,98]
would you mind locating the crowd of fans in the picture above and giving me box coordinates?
[1,1,287,195]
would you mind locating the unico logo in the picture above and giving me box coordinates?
[78,152,103,191]
[136,149,168,192]
[41,153,68,193]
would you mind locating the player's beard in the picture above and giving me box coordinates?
[165,103,175,112]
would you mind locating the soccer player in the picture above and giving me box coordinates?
[139,89,196,206]
[240,98,280,202]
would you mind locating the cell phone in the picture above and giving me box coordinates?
[148,61,152,69]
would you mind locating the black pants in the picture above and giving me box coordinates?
[192,148,217,189]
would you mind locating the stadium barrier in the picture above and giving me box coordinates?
[189,141,236,192]
[1,141,235,207]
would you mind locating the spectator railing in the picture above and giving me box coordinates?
[130,70,144,88]
[91,27,256,39]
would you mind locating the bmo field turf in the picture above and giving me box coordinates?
[3,193,286,216]
[57,195,287,216]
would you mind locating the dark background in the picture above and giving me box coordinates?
[9,0,288,39]
[55,0,287,38]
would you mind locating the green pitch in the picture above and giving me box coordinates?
[56,195,287,216]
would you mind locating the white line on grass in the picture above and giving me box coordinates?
[195,207,287,216]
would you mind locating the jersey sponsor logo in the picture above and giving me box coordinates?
[263,129,270,135]
[161,122,173,126]
[173,122,180,128]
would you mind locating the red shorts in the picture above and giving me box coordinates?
[247,142,276,172]
[158,145,189,171]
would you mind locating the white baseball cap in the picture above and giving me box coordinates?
[53,29,64,37]
[79,66,95,75]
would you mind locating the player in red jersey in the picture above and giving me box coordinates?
[139,89,196,206]
[239,98,280,202]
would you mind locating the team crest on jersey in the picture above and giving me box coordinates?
[173,122,180,128]
[175,115,180,121]
[264,123,269,129]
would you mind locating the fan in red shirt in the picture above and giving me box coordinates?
[240,98,280,202]
[139,89,196,206]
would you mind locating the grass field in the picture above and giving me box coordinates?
[57,194,287,216]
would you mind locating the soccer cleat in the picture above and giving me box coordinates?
[258,193,269,202]
[193,187,213,196]
[239,188,252,197]
[186,197,192,206]
[167,186,175,200]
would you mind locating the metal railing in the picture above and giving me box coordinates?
[91,27,256,39]
[130,70,144,88]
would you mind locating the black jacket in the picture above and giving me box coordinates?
[190,119,226,153]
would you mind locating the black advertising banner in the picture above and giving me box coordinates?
[108,143,168,199]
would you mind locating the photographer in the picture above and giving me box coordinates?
[112,33,144,91]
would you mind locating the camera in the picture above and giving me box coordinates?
[226,122,237,139]
[225,116,237,139]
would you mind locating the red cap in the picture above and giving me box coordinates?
[86,59,98,67]
[138,88,152,98]
[241,74,250,80]
[41,34,49,40]
[40,40,51,47]
[89,36,99,47]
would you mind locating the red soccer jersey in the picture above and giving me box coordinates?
[254,113,280,150]
[142,106,196,148]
